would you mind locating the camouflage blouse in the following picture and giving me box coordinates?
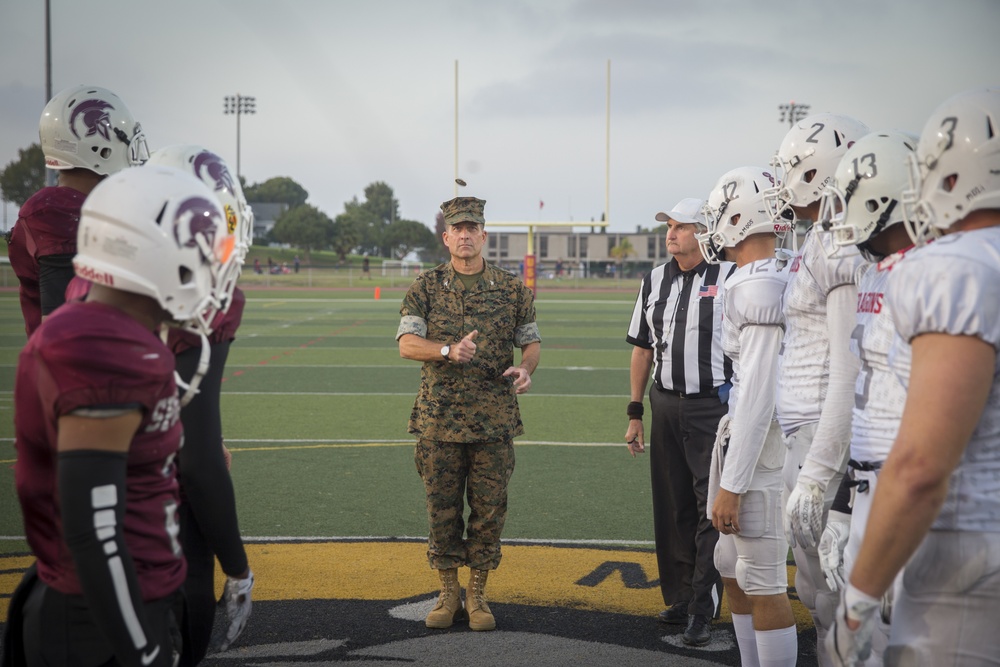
[397,261,541,442]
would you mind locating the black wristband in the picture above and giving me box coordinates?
[627,401,644,420]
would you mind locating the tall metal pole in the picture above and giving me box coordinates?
[454,60,459,198]
[224,94,256,181]
[44,0,52,103]
[605,59,610,229]
[44,0,56,187]
[236,96,242,178]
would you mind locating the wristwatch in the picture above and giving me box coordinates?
[440,344,451,360]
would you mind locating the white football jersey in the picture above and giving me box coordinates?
[776,228,868,434]
[887,228,1000,532]
[849,249,914,463]
[721,258,790,494]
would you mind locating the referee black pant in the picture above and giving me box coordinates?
[648,385,726,618]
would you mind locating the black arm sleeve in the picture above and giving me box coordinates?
[831,470,854,515]
[58,450,173,667]
[38,253,76,315]
[175,341,249,577]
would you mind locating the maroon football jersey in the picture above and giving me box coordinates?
[14,301,187,600]
[167,286,246,355]
[8,187,87,337]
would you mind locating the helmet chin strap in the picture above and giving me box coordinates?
[160,326,212,407]
[175,331,211,407]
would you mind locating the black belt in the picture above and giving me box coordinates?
[654,380,719,399]
[848,459,882,472]
[846,459,882,493]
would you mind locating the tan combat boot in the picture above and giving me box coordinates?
[466,568,496,631]
[425,568,466,628]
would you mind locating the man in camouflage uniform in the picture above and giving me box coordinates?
[397,195,541,632]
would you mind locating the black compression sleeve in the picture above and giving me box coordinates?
[175,341,249,577]
[58,450,173,667]
[38,253,76,315]
[831,470,854,515]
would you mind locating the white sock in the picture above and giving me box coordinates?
[756,625,797,667]
[732,613,760,667]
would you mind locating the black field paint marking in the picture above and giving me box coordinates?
[575,562,660,589]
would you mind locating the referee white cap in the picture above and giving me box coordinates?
[655,198,706,226]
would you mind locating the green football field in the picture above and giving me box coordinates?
[0,286,654,552]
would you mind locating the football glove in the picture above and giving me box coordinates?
[212,570,254,652]
[826,584,879,667]
[818,510,851,591]
[785,478,826,548]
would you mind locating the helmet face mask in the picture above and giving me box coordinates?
[764,113,871,228]
[821,131,918,260]
[39,84,148,176]
[147,145,253,313]
[74,165,231,334]
[901,87,1000,245]
[698,166,790,264]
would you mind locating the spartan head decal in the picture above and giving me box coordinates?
[192,150,236,195]
[69,99,115,141]
[173,196,221,257]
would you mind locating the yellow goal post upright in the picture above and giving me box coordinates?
[485,220,608,293]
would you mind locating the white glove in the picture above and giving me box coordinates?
[825,584,879,667]
[785,477,826,548]
[880,583,894,625]
[818,510,851,591]
[715,414,732,445]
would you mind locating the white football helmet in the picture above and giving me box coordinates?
[697,166,791,264]
[764,113,870,225]
[820,131,918,260]
[902,87,1000,245]
[147,145,253,311]
[39,84,149,175]
[74,164,234,335]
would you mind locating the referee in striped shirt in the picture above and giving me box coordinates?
[625,197,735,646]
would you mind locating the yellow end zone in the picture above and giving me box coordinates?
[0,542,814,627]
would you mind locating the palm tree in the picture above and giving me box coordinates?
[609,238,635,278]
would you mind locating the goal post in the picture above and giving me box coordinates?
[381,260,420,277]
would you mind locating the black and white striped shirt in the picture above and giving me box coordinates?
[626,259,736,395]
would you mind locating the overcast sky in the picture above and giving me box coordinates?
[2,0,998,234]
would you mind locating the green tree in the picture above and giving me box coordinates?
[350,181,399,257]
[330,212,363,263]
[271,204,333,261]
[339,195,378,256]
[420,211,449,264]
[0,143,45,206]
[244,176,308,208]
[384,219,437,260]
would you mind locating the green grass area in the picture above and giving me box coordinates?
[0,285,656,554]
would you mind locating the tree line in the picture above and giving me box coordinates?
[1,143,447,265]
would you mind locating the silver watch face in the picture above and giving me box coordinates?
[441,345,450,358]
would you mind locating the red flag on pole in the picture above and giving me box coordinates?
[539,200,544,210]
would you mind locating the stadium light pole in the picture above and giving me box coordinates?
[223,94,256,180]
[778,100,810,128]
[44,0,57,187]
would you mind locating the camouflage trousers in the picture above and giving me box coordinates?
[415,438,515,571]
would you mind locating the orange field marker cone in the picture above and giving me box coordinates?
[374,286,381,300]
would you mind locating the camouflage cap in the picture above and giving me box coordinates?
[441,196,486,226]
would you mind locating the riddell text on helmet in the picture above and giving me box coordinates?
[75,265,115,286]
